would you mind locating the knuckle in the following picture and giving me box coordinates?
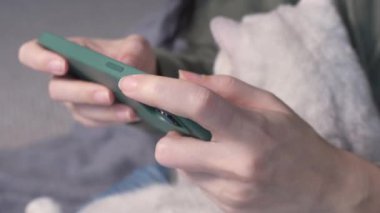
[236,160,257,182]
[231,154,273,196]
[218,185,254,209]
[125,34,150,55]
[122,55,139,67]
[127,34,148,46]
[230,153,264,182]
[218,75,239,88]
[190,88,214,118]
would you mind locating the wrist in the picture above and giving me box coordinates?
[322,149,380,213]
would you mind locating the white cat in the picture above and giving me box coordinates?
[26,0,380,212]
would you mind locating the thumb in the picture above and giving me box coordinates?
[155,132,233,176]
[179,70,290,113]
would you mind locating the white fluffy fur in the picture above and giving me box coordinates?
[25,197,61,213]
[80,182,220,213]
[26,0,380,212]
[212,0,380,162]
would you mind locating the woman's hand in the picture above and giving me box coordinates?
[18,35,156,126]
[118,71,380,213]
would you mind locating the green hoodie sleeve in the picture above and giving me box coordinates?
[335,0,380,109]
[155,47,216,78]
[154,0,299,78]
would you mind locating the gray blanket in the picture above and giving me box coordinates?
[0,124,162,213]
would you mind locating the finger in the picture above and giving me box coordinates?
[18,39,67,75]
[179,70,291,113]
[116,35,155,73]
[156,132,238,177]
[118,75,245,133]
[69,103,139,123]
[49,77,114,105]
[66,104,112,127]
[66,102,123,127]
[72,114,112,127]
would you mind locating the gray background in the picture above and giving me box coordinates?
[0,0,161,149]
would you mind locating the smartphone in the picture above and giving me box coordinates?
[38,32,211,141]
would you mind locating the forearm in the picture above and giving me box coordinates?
[327,150,380,213]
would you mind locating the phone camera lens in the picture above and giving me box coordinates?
[156,109,181,127]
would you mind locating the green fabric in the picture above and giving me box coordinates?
[156,0,299,78]
[335,0,380,109]
[156,0,380,110]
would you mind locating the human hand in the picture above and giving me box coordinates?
[18,35,156,126]
[118,71,372,213]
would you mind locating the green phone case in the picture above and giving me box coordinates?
[38,32,211,141]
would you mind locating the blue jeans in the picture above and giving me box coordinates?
[94,164,171,199]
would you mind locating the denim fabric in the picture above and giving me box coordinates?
[94,164,171,200]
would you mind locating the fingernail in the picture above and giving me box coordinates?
[116,107,140,122]
[93,91,110,104]
[178,70,202,80]
[47,60,65,75]
[119,75,139,94]
[115,106,130,120]
[127,111,141,122]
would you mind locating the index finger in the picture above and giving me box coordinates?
[18,39,68,75]
[118,75,244,134]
